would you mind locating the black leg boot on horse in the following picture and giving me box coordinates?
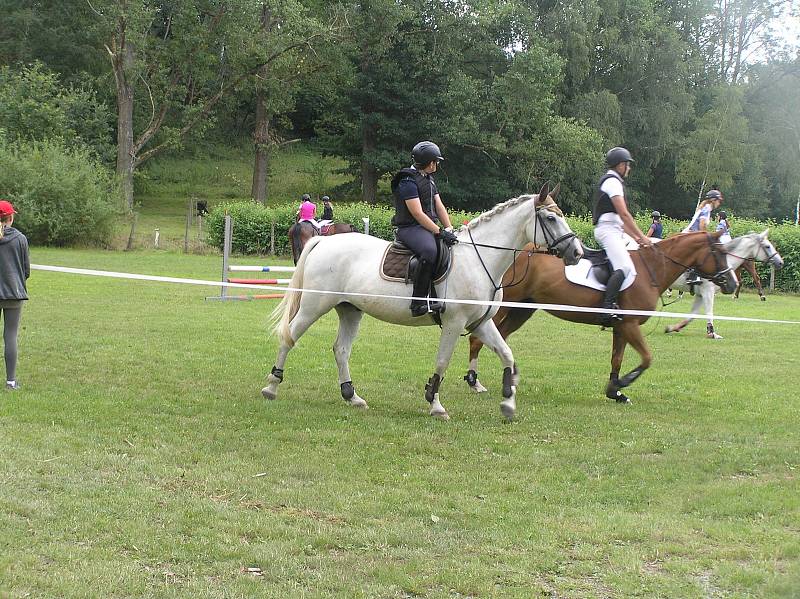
[410,259,443,317]
[600,269,625,326]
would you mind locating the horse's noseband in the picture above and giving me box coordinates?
[535,206,576,255]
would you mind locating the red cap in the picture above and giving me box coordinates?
[0,200,16,217]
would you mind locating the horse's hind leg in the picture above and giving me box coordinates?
[665,292,703,334]
[333,303,367,409]
[471,319,518,420]
[262,298,331,400]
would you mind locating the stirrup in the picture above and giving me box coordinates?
[410,301,430,317]
[600,303,622,325]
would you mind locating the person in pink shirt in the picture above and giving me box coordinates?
[297,193,317,222]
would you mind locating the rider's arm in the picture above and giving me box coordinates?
[406,198,442,234]
[434,194,453,230]
[611,195,651,246]
[646,224,656,237]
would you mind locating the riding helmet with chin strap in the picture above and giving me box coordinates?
[651,210,661,219]
[412,141,444,167]
[705,189,722,200]
[605,146,634,167]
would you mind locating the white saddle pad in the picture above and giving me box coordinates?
[564,260,636,291]
[563,233,655,291]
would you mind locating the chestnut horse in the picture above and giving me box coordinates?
[288,221,357,264]
[734,259,767,300]
[464,231,738,404]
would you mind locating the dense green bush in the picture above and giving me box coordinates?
[207,201,800,291]
[0,137,118,245]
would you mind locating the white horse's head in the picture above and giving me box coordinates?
[528,182,583,265]
[727,229,784,270]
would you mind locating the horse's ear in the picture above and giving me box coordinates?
[537,182,550,203]
[551,182,561,199]
[760,229,769,239]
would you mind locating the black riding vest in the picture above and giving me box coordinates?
[592,171,626,225]
[391,168,437,227]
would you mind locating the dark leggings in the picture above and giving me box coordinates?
[1,306,22,381]
[396,225,438,262]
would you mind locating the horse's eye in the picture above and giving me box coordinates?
[547,214,556,222]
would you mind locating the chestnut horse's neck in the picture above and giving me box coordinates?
[641,233,715,293]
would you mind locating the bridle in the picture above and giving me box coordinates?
[461,201,577,332]
[653,233,733,287]
[465,202,577,292]
[725,237,781,267]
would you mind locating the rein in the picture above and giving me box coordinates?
[462,204,576,333]
[651,234,732,286]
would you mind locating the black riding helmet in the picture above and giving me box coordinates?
[651,210,661,219]
[705,189,722,200]
[718,210,727,219]
[412,141,444,167]
[322,195,330,202]
[606,146,634,167]
[301,193,311,202]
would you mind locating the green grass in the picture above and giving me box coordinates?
[1,247,799,597]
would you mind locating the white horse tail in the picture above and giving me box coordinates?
[269,236,324,347]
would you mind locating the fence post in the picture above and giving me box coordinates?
[184,199,192,253]
[362,217,370,236]
[221,214,232,299]
[154,228,160,249]
[270,221,276,255]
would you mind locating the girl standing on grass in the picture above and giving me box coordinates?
[0,200,30,391]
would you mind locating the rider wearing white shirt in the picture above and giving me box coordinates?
[592,147,652,325]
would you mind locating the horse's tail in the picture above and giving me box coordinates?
[289,223,304,265]
[269,236,324,348]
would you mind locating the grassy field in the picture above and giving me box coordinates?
[1,247,798,597]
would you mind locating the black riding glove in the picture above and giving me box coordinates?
[438,229,458,246]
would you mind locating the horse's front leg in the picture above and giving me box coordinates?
[333,304,367,409]
[426,324,463,420]
[465,335,488,393]
[606,326,630,403]
[471,319,518,420]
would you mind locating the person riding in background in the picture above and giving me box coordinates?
[297,193,316,222]
[0,200,30,391]
[391,141,457,317]
[716,210,731,243]
[321,196,333,222]
[592,146,652,326]
[646,210,663,239]
[684,189,723,233]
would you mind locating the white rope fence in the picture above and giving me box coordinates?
[31,263,800,325]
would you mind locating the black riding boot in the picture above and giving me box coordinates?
[600,269,625,326]
[410,259,435,317]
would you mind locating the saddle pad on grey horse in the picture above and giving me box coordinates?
[380,244,450,283]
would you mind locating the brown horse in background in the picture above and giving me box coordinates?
[288,221,357,264]
[734,259,767,300]
[464,231,737,404]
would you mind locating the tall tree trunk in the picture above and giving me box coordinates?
[251,86,270,204]
[361,121,378,204]
[113,38,135,211]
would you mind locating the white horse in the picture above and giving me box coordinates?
[665,230,784,338]
[263,184,584,420]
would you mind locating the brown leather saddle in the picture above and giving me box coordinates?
[580,243,613,285]
[380,239,452,284]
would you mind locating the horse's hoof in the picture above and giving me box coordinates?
[430,409,450,420]
[707,332,723,339]
[664,326,680,334]
[760,296,767,301]
[606,389,630,404]
[469,381,488,393]
[347,396,369,409]
[261,386,277,400]
[500,399,517,420]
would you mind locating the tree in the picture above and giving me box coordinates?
[675,84,748,212]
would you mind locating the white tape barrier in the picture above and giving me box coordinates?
[31,263,800,325]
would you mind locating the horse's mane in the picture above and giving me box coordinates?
[462,194,536,231]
